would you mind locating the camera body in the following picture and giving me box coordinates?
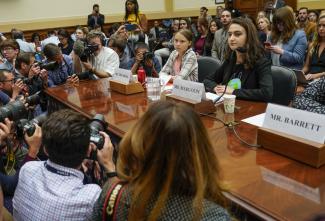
[89,114,107,150]
[143,52,154,61]
[35,61,59,71]
[16,113,47,138]
[80,44,99,62]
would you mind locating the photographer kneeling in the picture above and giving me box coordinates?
[13,109,115,220]
[127,42,161,77]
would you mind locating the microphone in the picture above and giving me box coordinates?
[235,47,247,53]
[73,40,85,57]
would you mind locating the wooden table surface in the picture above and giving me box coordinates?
[45,79,325,221]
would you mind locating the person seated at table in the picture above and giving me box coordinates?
[203,17,273,102]
[302,15,325,81]
[266,6,308,70]
[159,29,198,82]
[292,77,325,114]
[127,42,161,77]
[91,101,230,220]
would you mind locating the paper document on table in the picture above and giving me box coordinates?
[205,92,224,103]
[242,113,265,127]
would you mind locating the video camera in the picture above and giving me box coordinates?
[80,44,99,62]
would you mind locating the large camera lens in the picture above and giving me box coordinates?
[89,114,107,150]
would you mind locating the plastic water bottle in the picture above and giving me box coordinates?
[137,68,146,84]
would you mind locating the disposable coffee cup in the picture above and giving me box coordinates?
[223,94,236,113]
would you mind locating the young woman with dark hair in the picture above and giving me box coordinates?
[204,17,273,102]
[266,6,308,70]
[92,101,230,221]
[194,17,209,56]
[57,29,74,55]
[124,0,147,32]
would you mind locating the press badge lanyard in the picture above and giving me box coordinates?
[44,162,78,178]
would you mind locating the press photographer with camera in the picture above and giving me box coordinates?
[13,109,116,220]
[128,42,161,77]
[73,31,119,79]
[43,43,79,86]
[15,52,50,95]
[0,69,26,105]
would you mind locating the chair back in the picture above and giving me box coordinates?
[271,65,297,105]
[197,56,221,82]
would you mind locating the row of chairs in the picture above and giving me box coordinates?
[197,56,297,106]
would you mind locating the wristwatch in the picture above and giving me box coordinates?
[106,171,117,178]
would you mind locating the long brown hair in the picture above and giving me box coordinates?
[308,15,325,56]
[227,17,265,69]
[271,6,298,43]
[117,101,227,221]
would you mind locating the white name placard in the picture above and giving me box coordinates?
[263,104,325,144]
[172,79,205,102]
[113,68,132,84]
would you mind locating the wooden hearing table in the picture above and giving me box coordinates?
[45,79,325,221]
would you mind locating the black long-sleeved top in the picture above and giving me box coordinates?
[203,56,273,102]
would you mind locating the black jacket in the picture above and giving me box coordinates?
[87,13,105,29]
[203,56,273,102]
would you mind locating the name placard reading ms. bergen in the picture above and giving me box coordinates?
[113,68,131,84]
[172,79,205,102]
[263,104,325,144]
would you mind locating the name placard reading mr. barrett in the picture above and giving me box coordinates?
[263,104,325,144]
[113,68,131,84]
[172,79,205,102]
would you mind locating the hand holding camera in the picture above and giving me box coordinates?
[0,118,12,145]
[24,124,42,158]
[96,132,115,173]
[67,74,79,85]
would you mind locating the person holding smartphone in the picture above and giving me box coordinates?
[124,0,147,33]
[87,4,105,31]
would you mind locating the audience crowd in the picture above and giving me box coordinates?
[0,0,324,220]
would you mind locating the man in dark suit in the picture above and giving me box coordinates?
[87,4,105,31]
[264,0,286,21]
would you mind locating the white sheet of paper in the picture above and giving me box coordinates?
[205,92,224,103]
[242,113,266,127]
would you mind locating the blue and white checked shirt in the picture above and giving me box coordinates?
[13,160,101,221]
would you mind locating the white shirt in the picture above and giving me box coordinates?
[13,160,101,221]
[16,39,35,53]
[90,46,119,78]
[41,35,60,50]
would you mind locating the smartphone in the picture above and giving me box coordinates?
[264,42,272,47]
[124,24,137,31]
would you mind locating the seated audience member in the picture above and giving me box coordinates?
[257,17,271,40]
[201,19,220,57]
[308,10,319,23]
[266,6,308,70]
[194,17,209,56]
[0,69,25,104]
[292,77,325,114]
[297,7,317,41]
[128,42,161,77]
[108,35,130,69]
[212,9,232,62]
[204,18,273,102]
[12,30,35,53]
[92,101,230,220]
[149,20,162,40]
[58,29,74,55]
[43,43,78,86]
[75,26,89,41]
[200,6,212,24]
[179,18,191,31]
[41,30,59,50]
[31,32,42,52]
[15,52,49,95]
[302,15,325,80]
[13,109,115,220]
[87,4,105,31]
[74,31,119,78]
[257,10,266,20]
[160,29,198,82]
[0,39,20,77]
[112,25,135,59]
[154,19,179,66]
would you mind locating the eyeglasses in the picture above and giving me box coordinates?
[1,47,14,52]
[1,78,14,83]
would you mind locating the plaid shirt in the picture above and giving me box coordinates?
[46,54,73,86]
[13,160,101,221]
[160,48,198,82]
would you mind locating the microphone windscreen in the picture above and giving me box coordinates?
[73,40,85,57]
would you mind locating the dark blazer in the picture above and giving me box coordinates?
[87,13,105,29]
[203,56,273,102]
[275,0,286,9]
